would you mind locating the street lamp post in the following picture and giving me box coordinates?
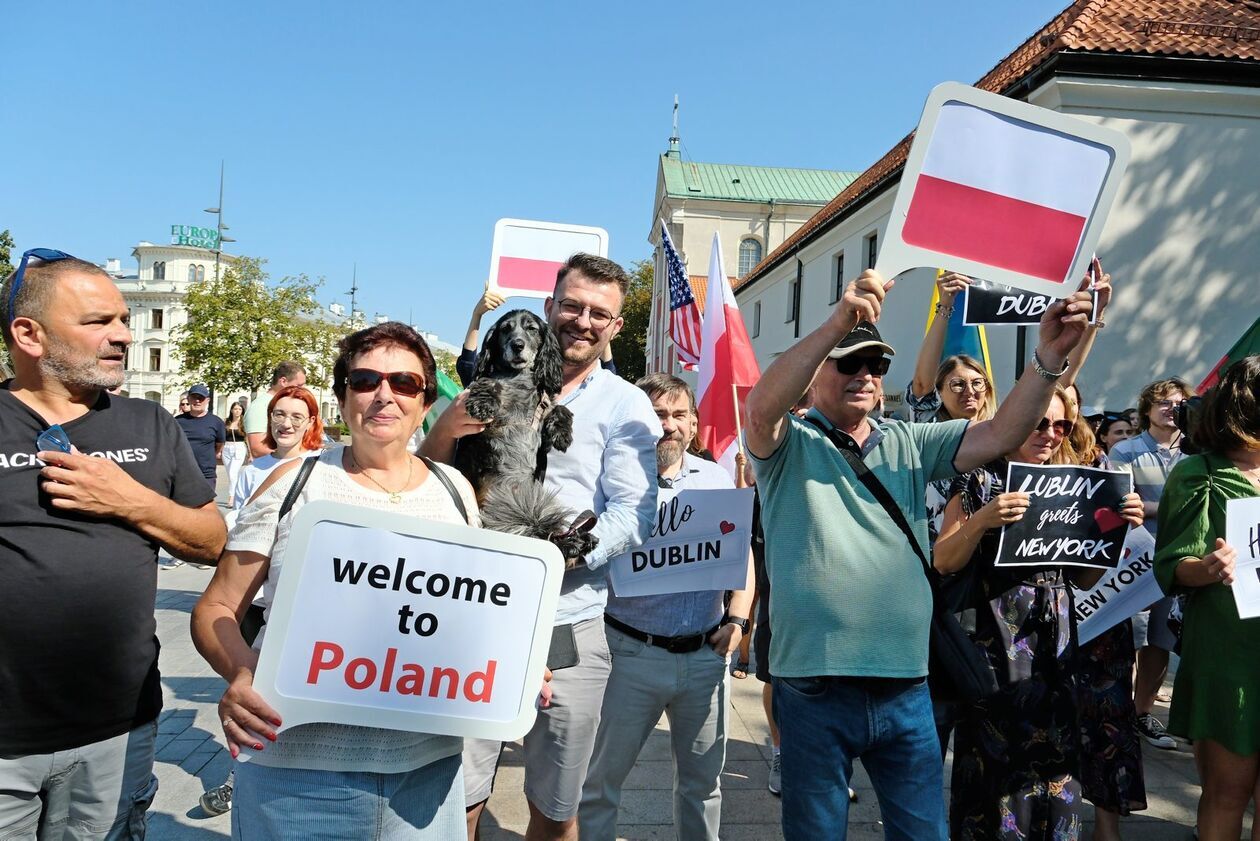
[203,161,237,282]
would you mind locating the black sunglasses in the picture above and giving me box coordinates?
[1035,417,1075,437]
[833,355,891,377]
[7,248,76,324]
[347,368,425,397]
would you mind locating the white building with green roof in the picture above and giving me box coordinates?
[647,139,857,374]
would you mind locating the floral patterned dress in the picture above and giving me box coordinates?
[1075,619,1146,814]
[948,461,1086,841]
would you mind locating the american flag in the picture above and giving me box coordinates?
[661,221,703,371]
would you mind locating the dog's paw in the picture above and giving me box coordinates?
[465,380,501,421]
[551,510,598,568]
[542,405,574,452]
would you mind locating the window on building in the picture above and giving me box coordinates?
[196,264,206,282]
[148,348,161,372]
[151,308,164,330]
[830,253,845,304]
[738,238,763,278]
[866,232,878,270]
[786,278,798,322]
[187,264,197,282]
[751,301,761,338]
[153,261,165,280]
[144,391,162,403]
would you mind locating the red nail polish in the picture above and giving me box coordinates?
[267,733,277,742]
[272,718,282,726]
[229,745,239,758]
[254,742,264,750]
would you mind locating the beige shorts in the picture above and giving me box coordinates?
[462,615,612,821]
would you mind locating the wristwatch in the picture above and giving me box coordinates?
[723,615,750,634]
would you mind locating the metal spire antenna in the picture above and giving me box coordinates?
[203,160,235,282]
[668,95,680,156]
[346,264,360,325]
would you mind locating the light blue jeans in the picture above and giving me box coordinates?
[231,753,463,840]
[773,675,946,841]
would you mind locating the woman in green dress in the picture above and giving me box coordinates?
[1153,355,1260,841]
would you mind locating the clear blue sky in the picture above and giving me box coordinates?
[1,1,1068,345]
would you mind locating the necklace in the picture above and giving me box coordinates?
[350,452,412,504]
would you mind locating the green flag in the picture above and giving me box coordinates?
[423,369,463,433]
[1198,315,1260,393]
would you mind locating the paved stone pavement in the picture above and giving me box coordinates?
[148,553,1231,840]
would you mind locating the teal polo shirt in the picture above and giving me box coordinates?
[751,410,968,679]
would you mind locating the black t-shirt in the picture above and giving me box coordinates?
[0,385,214,753]
[176,411,226,480]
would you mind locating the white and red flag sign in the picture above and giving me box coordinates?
[878,82,1130,299]
[487,219,609,299]
[696,233,760,479]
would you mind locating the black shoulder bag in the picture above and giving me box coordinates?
[802,417,998,702]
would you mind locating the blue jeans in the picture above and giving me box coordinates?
[231,753,464,840]
[773,676,945,841]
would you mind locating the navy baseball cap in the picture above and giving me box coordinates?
[188,384,210,398]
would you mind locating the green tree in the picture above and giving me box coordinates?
[0,229,14,278]
[172,256,342,395]
[432,348,461,384]
[610,259,652,382]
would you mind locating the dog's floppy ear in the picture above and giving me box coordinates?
[473,315,504,381]
[534,317,564,395]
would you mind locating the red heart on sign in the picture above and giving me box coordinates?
[720,521,736,535]
[1094,508,1126,534]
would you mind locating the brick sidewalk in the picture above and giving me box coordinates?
[150,562,1215,840]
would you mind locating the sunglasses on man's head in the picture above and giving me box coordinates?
[1035,417,1075,437]
[347,368,425,397]
[6,248,76,324]
[833,355,891,377]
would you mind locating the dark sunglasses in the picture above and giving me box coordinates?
[1035,417,1075,437]
[347,368,425,397]
[833,355,891,377]
[7,248,76,324]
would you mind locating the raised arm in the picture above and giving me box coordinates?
[953,280,1094,472]
[1062,258,1111,388]
[911,272,971,398]
[745,270,891,458]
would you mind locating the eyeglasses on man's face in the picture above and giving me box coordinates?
[555,299,616,329]
[947,377,988,395]
[270,410,311,427]
[1155,399,1184,411]
[7,248,76,324]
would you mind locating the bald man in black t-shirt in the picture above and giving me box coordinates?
[0,252,225,837]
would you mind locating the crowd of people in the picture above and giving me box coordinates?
[1,247,1257,841]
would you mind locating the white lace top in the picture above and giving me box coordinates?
[226,446,480,773]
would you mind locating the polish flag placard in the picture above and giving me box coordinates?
[487,219,609,299]
[878,83,1130,300]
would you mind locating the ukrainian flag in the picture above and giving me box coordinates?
[926,269,993,377]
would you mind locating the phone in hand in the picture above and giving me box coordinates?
[36,425,72,455]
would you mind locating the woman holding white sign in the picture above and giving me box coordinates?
[1153,356,1260,841]
[192,322,482,839]
[934,386,1143,841]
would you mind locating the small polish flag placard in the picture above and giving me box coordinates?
[878,83,1130,299]
[487,219,609,299]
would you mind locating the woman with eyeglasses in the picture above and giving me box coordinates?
[192,322,484,838]
[934,385,1143,840]
[1153,356,1260,841]
[228,387,324,510]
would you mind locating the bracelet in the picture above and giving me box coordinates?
[1030,349,1070,381]
[1093,318,1106,329]
[934,303,954,316]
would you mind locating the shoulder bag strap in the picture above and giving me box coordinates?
[801,416,936,583]
[278,455,319,520]
[420,456,470,524]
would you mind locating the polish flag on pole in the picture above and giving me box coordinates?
[696,233,761,479]
[900,101,1112,284]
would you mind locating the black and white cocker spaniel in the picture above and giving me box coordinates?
[453,309,597,567]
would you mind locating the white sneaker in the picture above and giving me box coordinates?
[200,780,232,815]
[768,753,781,796]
